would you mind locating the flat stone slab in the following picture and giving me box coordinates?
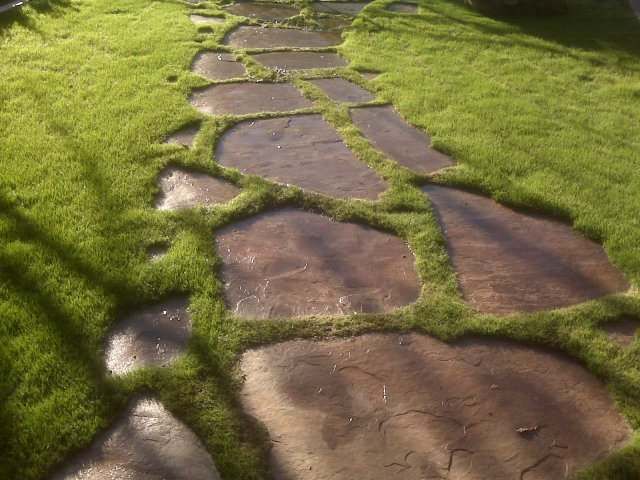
[216,115,386,199]
[240,333,631,480]
[602,318,639,347]
[155,167,241,211]
[225,26,342,48]
[252,51,347,70]
[315,14,352,30]
[351,105,453,174]
[51,398,220,480]
[165,124,199,148]
[310,78,374,103]
[190,14,225,25]
[192,52,246,81]
[224,1,300,20]
[387,1,418,12]
[424,185,629,314]
[105,297,191,375]
[215,209,419,318]
[190,82,312,116]
[314,1,370,14]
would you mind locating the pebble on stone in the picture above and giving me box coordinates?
[51,398,221,480]
[192,52,246,81]
[310,78,374,103]
[252,51,347,71]
[240,333,632,480]
[215,115,386,199]
[215,209,419,318]
[155,167,241,211]
[190,82,313,116]
[224,1,300,20]
[351,105,453,174]
[314,1,371,15]
[386,1,418,12]
[190,14,225,25]
[602,318,639,347]
[225,25,342,48]
[104,297,192,375]
[424,185,630,314]
[165,124,200,148]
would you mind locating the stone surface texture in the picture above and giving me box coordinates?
[602,318,639,347]
[387,1,418,12]
[252,51,347,70]
[190,14,225,25]
[314,1,370,14]
[225,25,341,48]
[225,2,300,20]
[310,77,374,103]
[165,125,199,148]
[192,52,246,81]
[155,167,240,211]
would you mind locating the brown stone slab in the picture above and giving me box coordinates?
[240,333,631,480]
[192,52,246,81]
[424,185,629,314]
[252,51,347,70]
[104,297,191,375]
[351,105,453,174]
[387,1,418,12]
[215,209,419,318]
[310,78,374,103]
[224,1,300,20]
[190,82,312,116]
[225,25,342,48]
[165,124,199,148]
[155,167,241,210]
[602,318,639,347]
[314,1,370,14]
[51,398,221,480]
[216,115,386,199]
[190,14,225,25]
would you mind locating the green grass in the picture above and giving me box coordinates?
[1,0,640,478]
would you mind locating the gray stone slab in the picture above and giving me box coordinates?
[192,52,246,81]
[165,124,200,148]
[155,167,241,210]
[252,51,347,70]
[224,1,300,20]
[310,78,374,103]
[225,25,342,48]
[314,1,370,15]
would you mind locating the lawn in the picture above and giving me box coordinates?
[1,0,640,478]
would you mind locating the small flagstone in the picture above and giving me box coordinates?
[165,124,200,148]
[224,1,300,20]
[387,1,418,12]
[602,318,639,347]
[192,52,246,81]
[225,25,342,48]
[314,1,370,15]
[310,78,374,103]
[189,14,225,25]
[252,51,347,70]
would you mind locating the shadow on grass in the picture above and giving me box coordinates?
[0,0,77,37]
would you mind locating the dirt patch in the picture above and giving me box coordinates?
[424,185,629,314]
[224,1,300,20]
[387,1,418,12]
[252,51,347,70]
[602,318,639,347]
[165,124,200,148]
[104,297,191,375]
[215,208,419,318]
[190,14,225,25]
[310,78,374,103]
[51,398,220,480]
[215,115,386,199]
[350,105,453,174]
[190,82,312,116]
[225,26,342,48]
[240,333,631,480]
[155,167,240,211]
[314,1,371,15]
[192,52,246,81]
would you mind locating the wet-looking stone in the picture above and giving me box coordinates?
[424,185,629,314]
[192,52,246,81]
[225,26,342,48]
[252,51,347,71]
[190,82,312,116]
[387,1,418,12]
[351,105,453,174]
[310,78,374,103]
[105,297,191,375]
[240,333,631,480]
[224,1,300,20]
[190,14,225,25]
[215,209,419,318]
[155,167,241,211]
[215,115,386,199]
[314,1,370,15]
[51,398,220,480]
[602,317,639,347]
[165,124,200,148]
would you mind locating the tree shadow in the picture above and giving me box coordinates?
[0,0,77,37]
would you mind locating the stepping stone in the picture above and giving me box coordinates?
[252,51,347,71]
[602,317,639,347]
[190,82,312,116]
[360,71,381,80]
[215,209,419,318]
[51,398,221,480]
[310,78,374,103]
[424,185,629,314]
[216,115,386,199]
[314,1,370,15]
[315,14,352,30]
[350,105,453,174]
[224,1,300,20]
[386,1,418,12]
[104,297,191,375]
[165,124,199,148]
[155,167,241,211]
[240,333,631,480]
[190,14,225,25]
[192,52,246,81]
[225,25,342,48]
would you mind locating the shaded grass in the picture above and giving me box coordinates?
[1,0,640,478]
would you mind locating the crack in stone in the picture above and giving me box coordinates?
[520,453,564,480]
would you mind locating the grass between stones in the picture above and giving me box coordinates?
[0,0,639,479]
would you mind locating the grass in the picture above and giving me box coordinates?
[1,0,639,478]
